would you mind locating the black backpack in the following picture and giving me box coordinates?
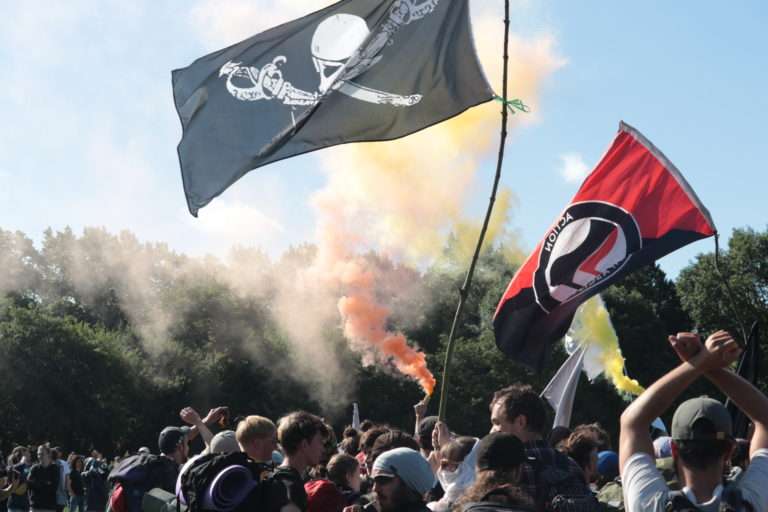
[528,456,602,512]
[108,454,177,512]
[462,503,535,512]
[178,452,288,512]
[665,485,747,512]
[460,488,536,512]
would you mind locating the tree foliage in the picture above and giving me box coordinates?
[1,225,764,455]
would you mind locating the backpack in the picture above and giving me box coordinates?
[665,485,747,512]
[595,480,623,511]
[271,465,308,511]
[178,452,288,512]
[108,454,177,512]
[460,488,536,512]
[462,504,534,512]
[528,456,601,512]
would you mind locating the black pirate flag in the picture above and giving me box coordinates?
[494,122,716,371]
[172,0,493,216]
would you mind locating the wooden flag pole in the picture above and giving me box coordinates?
[438,0,513,421]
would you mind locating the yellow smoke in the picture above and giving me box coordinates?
[303,14,565,390]
[569,295,644,396]
[318,28,565,264]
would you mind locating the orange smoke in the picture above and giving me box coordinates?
[303,13,564,397]
[337,258,436,395]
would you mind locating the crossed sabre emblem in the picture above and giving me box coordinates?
[218,0,440,108]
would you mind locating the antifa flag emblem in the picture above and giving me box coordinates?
[533,201,641,313]
[494,122,716,370]
[172,0,494,216]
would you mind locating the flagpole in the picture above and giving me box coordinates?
[713,232,749,347]
[438,0,511,422]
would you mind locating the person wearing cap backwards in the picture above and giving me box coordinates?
[620,330,768,511]
[368,447,435,512]
[155,425,191,493]
[151,406,214,493]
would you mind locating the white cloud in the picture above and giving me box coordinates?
[187,200,285,250]
[559,152,590,183]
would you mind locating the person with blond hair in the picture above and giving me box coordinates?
[236,415,278,463]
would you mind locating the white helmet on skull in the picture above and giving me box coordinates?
[311,14,370,93]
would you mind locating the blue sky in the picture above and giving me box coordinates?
[1,1,765,278]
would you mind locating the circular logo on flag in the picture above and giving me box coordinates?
[533,201,641,313]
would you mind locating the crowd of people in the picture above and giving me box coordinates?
[2,330,767,511]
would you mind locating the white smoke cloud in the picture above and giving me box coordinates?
[559,152,590,183]
[189,200,285,249]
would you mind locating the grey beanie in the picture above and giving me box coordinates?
[372,447,435,496]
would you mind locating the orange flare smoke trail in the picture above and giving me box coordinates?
[336,259,436,395]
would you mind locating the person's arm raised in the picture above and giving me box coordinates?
[619,331,742,474]
[180,407,214,448]
[619,361,700,474]
[669,330,767,456]
[708,367,768,457]
[413,398,428,439]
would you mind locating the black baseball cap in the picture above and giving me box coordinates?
[158,426,191,454]
[476,432,527,471]
[672,397,732,441]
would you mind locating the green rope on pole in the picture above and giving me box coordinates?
[493,95,531,114]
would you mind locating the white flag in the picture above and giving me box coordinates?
[352,402,361,431]
[541,344,585,428]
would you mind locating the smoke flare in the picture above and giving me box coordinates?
[186,0,565,400]
[566,295,644,396]
[337,258,436,395]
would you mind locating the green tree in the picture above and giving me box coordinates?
[677,227,768,392]
[0,303,145,452]
[677,228,768,339]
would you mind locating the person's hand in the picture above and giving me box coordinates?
[669,332,702,362]
[203,406,228,425]
[413,398,428,418]
[691,330,742,371]
[426,449,440,473]
[180,406,203,426]
[431,422,440,452]
[433,421,450,451]
[342,506,362,512]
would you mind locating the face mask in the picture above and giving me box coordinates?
[438,468,460,487]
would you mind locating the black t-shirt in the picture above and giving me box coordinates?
[159,457,180,494]
[273,466,308,512]
[28,463,60,509]
[69,470,84,496]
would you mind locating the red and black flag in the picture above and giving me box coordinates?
[172,0,493,216]
[494,122,716,370]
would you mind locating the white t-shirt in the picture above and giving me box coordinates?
[622,449,768,512]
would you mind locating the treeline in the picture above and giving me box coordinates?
[0,226,765,455]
